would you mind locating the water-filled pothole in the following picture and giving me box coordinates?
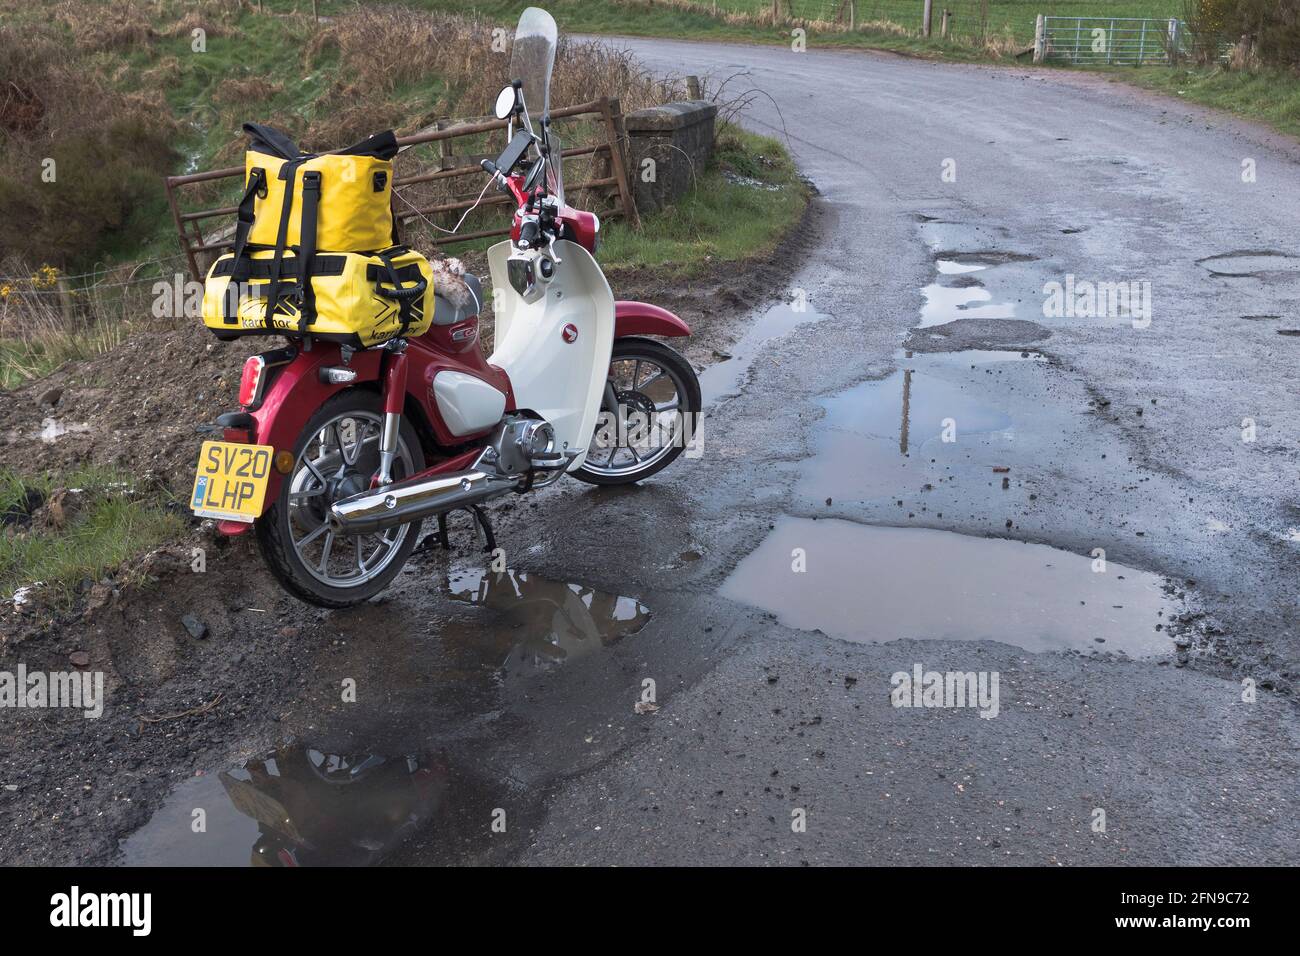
[442,568,650,684]
[120,745,455,866]
[1197,251,1300,278]
[699,300,829,405]
[797,351,1036,504]
[720,517,1174,657]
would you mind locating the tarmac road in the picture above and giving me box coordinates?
[114,41,1299,866]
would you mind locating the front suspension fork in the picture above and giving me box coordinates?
[377,343,408,487]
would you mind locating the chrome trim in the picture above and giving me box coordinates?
[328,455,521,536]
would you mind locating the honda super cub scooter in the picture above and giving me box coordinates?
[191,7,700,607]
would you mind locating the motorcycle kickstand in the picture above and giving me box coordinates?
[418,505,497,555]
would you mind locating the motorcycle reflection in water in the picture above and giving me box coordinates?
[443,567,651,684]
[219,746,452,867]
[145,573,651,866]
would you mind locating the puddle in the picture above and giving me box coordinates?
[443,568,650,683]
[720,517,1174,657]
[1197,251,1300,278]
[919,281,1016,328]
[798,351,1040,504]
[936,259,985,276]
[699,301,827,405]
[120,745,453,866]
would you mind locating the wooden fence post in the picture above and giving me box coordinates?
[1033,14,1045,62]
[940,9,951,39]
[600,98,640,230]
[923,0,932,38]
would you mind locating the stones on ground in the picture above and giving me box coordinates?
[181,614,208,640]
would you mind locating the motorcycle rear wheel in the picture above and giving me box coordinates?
[257,391,424,608]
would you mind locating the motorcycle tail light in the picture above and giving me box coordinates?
[238,355,266,408]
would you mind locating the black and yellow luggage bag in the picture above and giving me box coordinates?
[200,123,435,347]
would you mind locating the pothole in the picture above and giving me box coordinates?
[1197,251,1300,278]
[443,567,650,684]
[120,745,456,866]
[933,250,1038,267]
[798,352,1033,504]
[699,300,829,405]
[905,318,1051,353]
[720,517,1175,657]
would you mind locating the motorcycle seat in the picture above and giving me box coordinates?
[431,272,484,326]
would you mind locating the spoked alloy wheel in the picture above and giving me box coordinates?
[573,337,701,485]
[257,392,425,608]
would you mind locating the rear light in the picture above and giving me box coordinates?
[239,355,266,408]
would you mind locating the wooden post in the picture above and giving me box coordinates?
[600,98,640,230]
[686,75,701,99]
[940,9,950,39]
[1033,14,1045,62]
[771,0,780,23]
[56,278,74,328]
[312,0,319,22]
[849,0,855,32]
[163,176,201,282]
[923,0,932,38]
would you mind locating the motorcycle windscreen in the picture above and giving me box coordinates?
[508,7,557,120]
[545,131,564,206]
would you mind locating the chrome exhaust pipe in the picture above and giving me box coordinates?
[327,466,520,536]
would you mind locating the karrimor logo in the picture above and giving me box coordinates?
[49,886,151,936]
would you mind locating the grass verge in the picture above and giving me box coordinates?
[599,122,809,276]
[0,466,184,606]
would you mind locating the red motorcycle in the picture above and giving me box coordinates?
[192,8,700,607]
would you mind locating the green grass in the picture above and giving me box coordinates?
[1118,65,1300,140]
[412,0,1179,48]
[0,466,184,605]
[598,122,809,275]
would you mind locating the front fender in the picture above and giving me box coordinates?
[614,300,690,338]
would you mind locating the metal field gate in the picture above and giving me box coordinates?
[1034,16,1187,65]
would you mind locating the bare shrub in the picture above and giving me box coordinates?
[0,19,180,267]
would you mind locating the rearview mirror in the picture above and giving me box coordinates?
[494,85,518,121]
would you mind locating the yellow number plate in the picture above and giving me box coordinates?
[190,440,274,523]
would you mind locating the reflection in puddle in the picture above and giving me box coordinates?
[721,517,1174,657]
[799,352,1033,504]
[120,745,451,866]
[920,270,1017,328]
[699,301,828,405]
[936,259,985,276]
[444,568,650,683]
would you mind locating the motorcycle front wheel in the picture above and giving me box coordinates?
[257,391,425,608]
[572,337,701,486]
